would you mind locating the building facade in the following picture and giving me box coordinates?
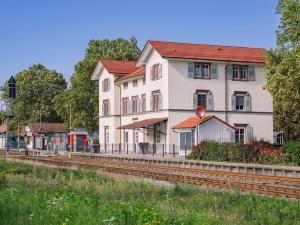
[92,40,273,155]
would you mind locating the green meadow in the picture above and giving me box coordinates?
[0,159,299,225]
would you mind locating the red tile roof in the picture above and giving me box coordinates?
[118,66,145,81]
[149,40,265,63]
[22,123,66,135]
[119,117,168,130]
[100,59,138,75]
[172,115,235,130]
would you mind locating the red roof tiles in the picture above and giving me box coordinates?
[172,115,235,130]
[149,40,265,63]
[118,66,145,81]
[100,59,138,75]
[119,117,168,129]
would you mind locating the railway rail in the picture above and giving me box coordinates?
[11,155,300,200]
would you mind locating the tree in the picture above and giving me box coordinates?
[265,0,300,140]
[1,64,67,133]
[54,37,140,134]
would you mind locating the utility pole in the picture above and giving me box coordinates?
[17,115,20,151]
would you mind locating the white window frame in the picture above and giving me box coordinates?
[235,127,245,144]
[235,94,245,111]
[194,63,210,78]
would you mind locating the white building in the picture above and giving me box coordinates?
[91,40,273,155]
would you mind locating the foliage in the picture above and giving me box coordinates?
[53,37,140,133]
[0,64,67,133]
[264,0,300,140]
[284,140,300,165]
[0,160,300,225]
[188,140,289,165]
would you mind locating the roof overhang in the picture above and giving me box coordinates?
[137,41,155,67]
[118,117,168,130]
[91,61,104,80]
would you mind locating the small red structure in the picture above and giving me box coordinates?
[68,129,88,152]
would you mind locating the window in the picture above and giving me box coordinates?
[125,132,128,143]
[151,91,161,111]
[143,77,146,85]
[123,82,128,89]
[133,80,138,87]
[180,132,192,150]
[122,98,129,115]
[235,128,245,144]
[236,95,245,111]
[102,99,110,116]
[156,130,160,144]
[151,64,162,80]
[141,94,146,113]
[232,65,248,80]
[135,131,139,143]
[131,96,138,114]
[194,63,210,78]
[197,93,207,109]
[102,78,110,92]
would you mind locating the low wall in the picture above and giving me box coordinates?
[71,153,300,179]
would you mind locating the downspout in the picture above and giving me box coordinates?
[115,81,122,146]
[224,62,231,123]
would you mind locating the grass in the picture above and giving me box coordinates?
[0,160,299,225]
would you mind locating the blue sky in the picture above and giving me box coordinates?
[0,0,279,86]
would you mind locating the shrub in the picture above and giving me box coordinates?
[284,140,300,165]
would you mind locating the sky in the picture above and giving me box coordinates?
[0,0,280,86]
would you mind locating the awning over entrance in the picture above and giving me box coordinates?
[118,117,168,130]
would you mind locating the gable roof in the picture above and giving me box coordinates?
[172,115,235,130]
[138,40,265,65]
[118,117,168,130]
[100,59,138,75]
[117,66,145,82]
[22,122,66,135]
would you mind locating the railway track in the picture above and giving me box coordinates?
[13,156,300,199]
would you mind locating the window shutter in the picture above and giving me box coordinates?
[108,102,111,115]
[158,93,162,110]
[248,66,255,81]
[150,66,154,80]
[121,101,123,115]
[231,95,236,111]
[102,103,104,116]
[108,79,110,91]
[230,131,235,143]
[188,63,194,78]
[158,64,162,79]
[150,95,153,111]
[245,94,251,111]
[102,80,104,92]
[210,63,218,79]
[207,92,214,110]
[226,65,233,80]
[127,100,131,115]
[247,126,253,143]
[193,93,198,109]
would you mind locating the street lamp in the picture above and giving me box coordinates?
[6,76,16,157]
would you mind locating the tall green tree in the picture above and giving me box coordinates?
[54,37,140,134]
[265,0,300,140]
[1,64,67,132]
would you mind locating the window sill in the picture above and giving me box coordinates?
[232,79,249,82]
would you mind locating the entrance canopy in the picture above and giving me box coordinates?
[118,117,168,130]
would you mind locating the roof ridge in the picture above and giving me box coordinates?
[148,40,266,50]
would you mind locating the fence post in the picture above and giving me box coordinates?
[184,144,187,158]
[126,143,128,155]
[162,144,165,158]
[173,144,175,158]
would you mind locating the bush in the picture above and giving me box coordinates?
[188,139,288,165]
[284,140,300,165]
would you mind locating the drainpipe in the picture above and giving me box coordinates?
[115,81,122,147]
[224,62,231,122]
